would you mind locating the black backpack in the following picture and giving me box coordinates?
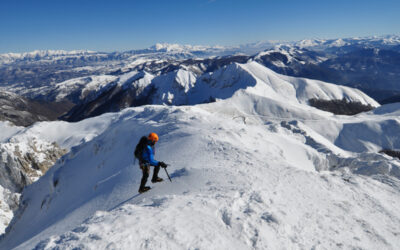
[134,136,148,162]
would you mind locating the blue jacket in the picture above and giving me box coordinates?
[141,145,159,166]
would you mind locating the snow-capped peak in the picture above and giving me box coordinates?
[0,50,101,66]
[149,43,216,53]
[0,49,97,58]
[328,38,349,47]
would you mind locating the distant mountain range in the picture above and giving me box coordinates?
[252,43,400,102]
[0,35,399,125]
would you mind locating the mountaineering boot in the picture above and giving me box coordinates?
[151,177,163,183]
[151,165,162,183]
[138,186,151,193]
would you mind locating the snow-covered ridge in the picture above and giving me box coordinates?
[43,58,379,124]
[294,34,400,49]
[187,61,379,108]
[149,43,225,52]
[253,44,327,66]
[0,50,99,64]
[48,60,379,123]
[1,49,97,57]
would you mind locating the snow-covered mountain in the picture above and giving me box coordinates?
[1,57,400,248]
[1,46,382,123]
[0,50,100,65]
[253,45,328,75]
[294,35,400,50]
[252,40,400,102]
[1,35,400,107]
[3,35,400,108]
[59,61,378,122]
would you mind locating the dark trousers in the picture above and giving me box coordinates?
[139,164,160,189]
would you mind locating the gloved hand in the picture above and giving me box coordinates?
[159,161,167,168]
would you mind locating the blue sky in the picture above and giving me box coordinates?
[0,0,399,53]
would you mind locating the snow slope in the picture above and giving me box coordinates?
[1,80,400,249]
[0,114,116,234]
[151,69,197,105]
[188,61,379,107]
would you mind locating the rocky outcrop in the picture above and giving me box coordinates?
[1,141,67,192]
[0,138,67,233]
[0,186,19,233]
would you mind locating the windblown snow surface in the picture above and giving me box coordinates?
[1,62,400,249]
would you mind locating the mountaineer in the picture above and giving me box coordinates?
[134,132,167,193]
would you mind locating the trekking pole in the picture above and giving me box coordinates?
[164,166,172,182]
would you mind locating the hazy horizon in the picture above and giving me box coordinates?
[1,0,399,53]
[1,33,400,55]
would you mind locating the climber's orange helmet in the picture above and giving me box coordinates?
[148,132,159,143]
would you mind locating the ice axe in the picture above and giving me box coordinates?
[164,164,172,182]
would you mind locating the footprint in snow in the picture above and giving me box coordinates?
[221,209,232,227]
[144,197,168,207]
[261,212,279,224]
